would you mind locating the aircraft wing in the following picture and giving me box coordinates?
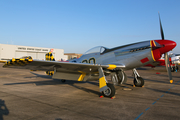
[3,58,126,94]
[3,58,125,74]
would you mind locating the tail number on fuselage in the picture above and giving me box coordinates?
[82,58,96,64]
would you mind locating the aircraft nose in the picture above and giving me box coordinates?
[155,40,177,54]
[163,40,176,53]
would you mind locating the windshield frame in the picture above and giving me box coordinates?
[83,46,109,55]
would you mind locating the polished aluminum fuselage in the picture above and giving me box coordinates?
[76,40,154,70]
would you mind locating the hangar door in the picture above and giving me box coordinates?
[15,51,55,60]
[27,52,37,59]
[37,52,46,60]
[15,51,27,58]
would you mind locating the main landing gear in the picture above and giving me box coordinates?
[102,83,115,98]
[111,71,127,85]
[133,68,144,87]
[99,67,115,98]
[110,69,144,87]
[101,68,144,98]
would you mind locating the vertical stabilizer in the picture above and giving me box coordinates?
[45,49,55,61]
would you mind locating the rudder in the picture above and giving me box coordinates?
[45,52,55,61]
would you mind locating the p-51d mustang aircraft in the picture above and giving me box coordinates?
[3,15,177,98]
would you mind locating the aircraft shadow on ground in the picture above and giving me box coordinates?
[156,74,180,79]
[0,99,9,120]
[29,72,100,86]
[146,87,180,97]
[136,67,149,70]
[24,72,53,79]
[127,76,172,84]
[4,72,101,96]
[69,83,101,96]
[121,83,134,87]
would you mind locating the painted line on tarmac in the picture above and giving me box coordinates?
[145,107,150,111]
[135,112,144,120]
[135,80,180,120]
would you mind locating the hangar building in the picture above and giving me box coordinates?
[0,44,68,61]
[64,53,83,60]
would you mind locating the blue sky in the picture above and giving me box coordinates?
[0,0,179,53]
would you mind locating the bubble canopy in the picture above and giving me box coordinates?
[83,46,109,55]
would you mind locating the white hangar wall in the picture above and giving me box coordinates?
[0,44,68,61]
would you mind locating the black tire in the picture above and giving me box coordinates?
[111,73,118,85]
[134,77,144,87]
[61,79,66,83]
[122,73,127,84]
[117,71,127,84]
[102,83,115,98]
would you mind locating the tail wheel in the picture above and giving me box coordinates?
[102,83,115,98]
[134,77,144,87]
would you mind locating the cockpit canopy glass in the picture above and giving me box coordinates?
[83,46,109,55]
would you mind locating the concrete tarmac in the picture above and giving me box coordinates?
[0,63,180,120]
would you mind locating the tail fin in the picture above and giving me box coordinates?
[45,52,55,61]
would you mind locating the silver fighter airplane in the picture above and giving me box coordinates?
[3,14,177,98]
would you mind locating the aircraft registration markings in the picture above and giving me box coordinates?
[82,57,96,64]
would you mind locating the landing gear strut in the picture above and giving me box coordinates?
[99,67,115,98]
[133,68,144,87]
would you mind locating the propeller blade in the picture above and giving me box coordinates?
[158,12,165,40]
[164,52,173,83]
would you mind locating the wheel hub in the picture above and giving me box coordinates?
[103,87,111,96]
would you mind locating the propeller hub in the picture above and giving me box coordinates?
[154,40,176,54]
